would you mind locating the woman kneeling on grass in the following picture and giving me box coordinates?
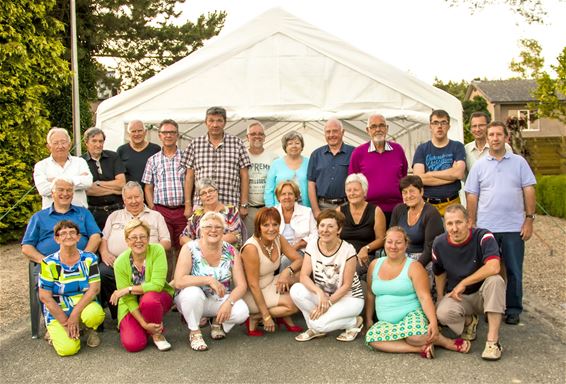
[365,226,471,358]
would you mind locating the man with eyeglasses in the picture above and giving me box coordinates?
[243,121,277,238]
[98,181,171,319]
[412,109,466,216]
[464,112,512,174]
[82,127,126,229]
[181,106,251,219]
[308,118,354,218]
[22,177,102,336]
[348,113,408,225]
[116,120,161,192]
[34,127,93,209]
[142,119,186,254]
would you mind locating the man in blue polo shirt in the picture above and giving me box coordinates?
[22,177,102,326]
[307,118,354,218]
[465,121,536,326]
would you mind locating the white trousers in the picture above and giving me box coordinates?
[175,286,249,332]
[290,283,364,333]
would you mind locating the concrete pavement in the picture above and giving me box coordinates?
[1,307,564,384]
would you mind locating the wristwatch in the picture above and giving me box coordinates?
[525,214,536,220]
[95,181,101,186]
[240,203,249,208]
[128,286,133,293]
[365,245,371,253]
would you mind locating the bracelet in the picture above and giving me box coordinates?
[263,315,272,322]
[328,299,333,307]
[228,298,235,306]
[287,266,294,276]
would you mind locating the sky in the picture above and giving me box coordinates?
[178,0,566,84]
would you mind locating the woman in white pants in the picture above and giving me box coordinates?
[290,209,364,342]
[174,212,249,351]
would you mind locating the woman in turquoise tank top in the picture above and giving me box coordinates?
[364,227,471,358]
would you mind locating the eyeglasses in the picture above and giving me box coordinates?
[199,189,217,197]
[431,121,449,127]
[159,131,178,135]
[368,124,387,130]
[248,132,265,137]
[128,235,148,241]
[57,230,78,238]
[201,225,224,231]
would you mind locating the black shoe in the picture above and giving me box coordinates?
[505,314,520,325]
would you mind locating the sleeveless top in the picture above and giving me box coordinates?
[371,257,421,323]
[242,236,281,289]
[340,203,376,252]
[188,240,236,298]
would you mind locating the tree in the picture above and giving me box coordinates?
[433,78,469,101]
[46,1,226,133]
[0,0,70,242]
[510,39,566,123]
[445,0,547,24]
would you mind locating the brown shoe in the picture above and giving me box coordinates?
[86,329,101,348]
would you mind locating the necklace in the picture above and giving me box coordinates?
[320,239,340,255]
[260,238,275,259]
[408,202,424,226]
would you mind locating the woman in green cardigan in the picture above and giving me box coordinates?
[110,219,174,352]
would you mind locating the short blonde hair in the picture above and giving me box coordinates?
[275,180,300,202]
[124,219,150,240]
[200,211,226,231]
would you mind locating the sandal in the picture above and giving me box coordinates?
[336,316,364,342]
[420,344,435,359]
[295,328,326,342]
[454,338,471,353]
[462,314,479,341]
[189,332,208,351]
[210,323,226,340]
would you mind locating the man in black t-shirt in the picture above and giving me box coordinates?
[117,120,161,195]
[432,204,506,361]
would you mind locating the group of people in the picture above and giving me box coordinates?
[22,107,536,362]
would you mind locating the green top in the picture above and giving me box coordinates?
[114,243,174,324]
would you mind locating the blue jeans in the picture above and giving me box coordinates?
[493,232,524,315]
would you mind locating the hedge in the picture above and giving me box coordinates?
[536,175,566,219]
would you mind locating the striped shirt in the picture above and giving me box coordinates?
[39,250,100,325]
[142,149,186,206]
[180,134,251,206]
[305,239,364,299]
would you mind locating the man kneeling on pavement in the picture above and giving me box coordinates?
[432,204,506,361]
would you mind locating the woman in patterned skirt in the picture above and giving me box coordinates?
[365,226,470,358]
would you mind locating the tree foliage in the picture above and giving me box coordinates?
[0,0,70,242]
[445,0,548,24]
[510,39,566,123]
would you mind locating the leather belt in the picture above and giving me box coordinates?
[250,204,265,208]
[90,203,123,213]
[319,197,346,205]
[424,195,459,204]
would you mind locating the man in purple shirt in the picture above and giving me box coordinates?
[348,113,408,225]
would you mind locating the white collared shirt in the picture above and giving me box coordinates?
[33,155,93,209]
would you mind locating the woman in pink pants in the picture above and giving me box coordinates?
[110,219,174,352]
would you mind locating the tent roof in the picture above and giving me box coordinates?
[96,7,463,159]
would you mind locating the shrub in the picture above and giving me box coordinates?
[536,175,566,219]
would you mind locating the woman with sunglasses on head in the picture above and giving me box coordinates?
[241,207,303,336]
[110,219,174,352]
[180,178,244,249]
[39,220,105,356]
[174,211,249,351]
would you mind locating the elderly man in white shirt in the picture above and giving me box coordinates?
[34,127,92,208]
[98,181,171,319]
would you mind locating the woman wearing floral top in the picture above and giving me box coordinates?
[180,178,244,248]
[174,211,249,351]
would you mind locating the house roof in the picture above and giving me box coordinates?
[467,79,539,103]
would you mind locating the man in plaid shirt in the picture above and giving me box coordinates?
[142,119,186,257]
[182,106,251,219]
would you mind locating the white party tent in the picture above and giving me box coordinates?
[96,7,463,162]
